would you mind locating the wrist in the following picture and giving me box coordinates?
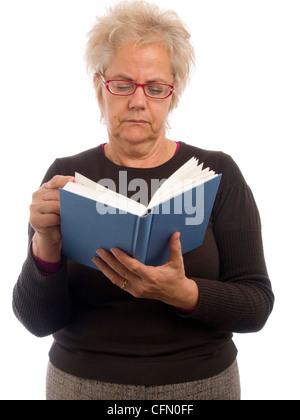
[32,232,62,263]
[173,278,199,310]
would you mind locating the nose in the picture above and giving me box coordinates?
[128,86,147,109]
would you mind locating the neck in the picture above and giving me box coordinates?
[104,139,177,168]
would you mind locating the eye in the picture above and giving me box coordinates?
[117,84,132,92]
[109,81,134,94]
[147,85,164,96]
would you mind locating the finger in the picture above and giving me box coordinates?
[110,247,149,276]
[167,232,183,263]
[92,256,123,284]
[92,255,131,289]
[41,189,60,202]
[96,249,138,282]
[30,213,61,230]
[32,187,60,203]
[34,201,61,215]
[44,175,75,190]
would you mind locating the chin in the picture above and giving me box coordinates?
[121,127,154,144]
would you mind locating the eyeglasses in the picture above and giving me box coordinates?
[99,74,174,99]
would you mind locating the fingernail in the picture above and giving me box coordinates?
[97,248,105,256]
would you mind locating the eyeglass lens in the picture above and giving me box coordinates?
[108,81,172,98]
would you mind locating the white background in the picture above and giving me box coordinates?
[0,0,299,400]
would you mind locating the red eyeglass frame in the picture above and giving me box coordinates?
[99,73,175,99]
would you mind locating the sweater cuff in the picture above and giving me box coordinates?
[31,246,62,276]
[176,307,196,313]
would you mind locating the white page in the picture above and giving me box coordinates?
[148,159,216,209]
[64,176,147,216]
[63,159,218,216]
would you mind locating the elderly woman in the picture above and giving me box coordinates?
[13,1,274,400]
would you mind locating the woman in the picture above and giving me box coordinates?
[13,1,274,400]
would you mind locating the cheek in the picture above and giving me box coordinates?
[106,114,120,132]
[97,90,106,117]
[152,103,171,126]
[100,94,119,124]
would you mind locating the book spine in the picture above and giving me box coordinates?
[131,216,140,258]
[133,212,153,264]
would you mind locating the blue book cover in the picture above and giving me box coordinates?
[59,159,221,269]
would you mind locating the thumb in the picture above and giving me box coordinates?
[168,232,183,263]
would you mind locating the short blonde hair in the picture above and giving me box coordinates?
[85,0,195,112]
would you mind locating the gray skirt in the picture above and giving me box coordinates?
[46,359,241,400]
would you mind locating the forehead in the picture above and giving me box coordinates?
[106,42,173,82]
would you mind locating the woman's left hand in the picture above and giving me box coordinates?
[92,232,199,309]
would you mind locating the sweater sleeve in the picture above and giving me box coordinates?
[12,160,73,337]
[180,153,274,333]
[13,240,72,337]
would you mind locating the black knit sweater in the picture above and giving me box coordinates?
[13,142,274,385]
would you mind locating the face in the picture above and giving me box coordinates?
[97,42,174,148]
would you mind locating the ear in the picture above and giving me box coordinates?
[93,73,100,86]
[93,73,103,106]
[91,73,106,123]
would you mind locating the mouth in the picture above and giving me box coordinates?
[126,120,149,124]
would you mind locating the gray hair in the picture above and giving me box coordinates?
[85,0,195,112]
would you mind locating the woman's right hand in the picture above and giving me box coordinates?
[30,175,75,262]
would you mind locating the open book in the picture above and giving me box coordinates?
[59,157,221,268]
